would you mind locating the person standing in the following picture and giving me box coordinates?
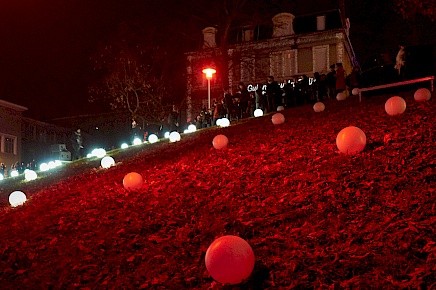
[394,43,406,81]
[326,64,336,99]
[335,63,346,94]
[265,76,281,112]
[71,128,83,160]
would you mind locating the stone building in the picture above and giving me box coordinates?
[185,9,358,120]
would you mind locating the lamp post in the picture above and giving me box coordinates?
[202,68,216,109]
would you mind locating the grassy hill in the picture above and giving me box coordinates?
[0,92,435,289]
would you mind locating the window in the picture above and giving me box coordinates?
[1,134,17,154]
[313,45,329,73]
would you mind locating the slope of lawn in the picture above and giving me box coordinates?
[0,91,435,289]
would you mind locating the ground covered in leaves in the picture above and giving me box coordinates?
[0,92,435,289]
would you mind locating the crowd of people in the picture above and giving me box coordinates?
[0,160,38,178]
[190,63,362,129]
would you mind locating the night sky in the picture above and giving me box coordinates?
[0,1,431,121]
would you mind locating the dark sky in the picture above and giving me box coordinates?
[0,1,430,121]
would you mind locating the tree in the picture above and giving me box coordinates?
[394,0,436,21]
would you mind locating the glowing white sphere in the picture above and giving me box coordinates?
[219,118,230,127]
[352,88,360,95]
[336,92,346,101]
[92,148,106,158]
[277,106,285,111]
[123,172,143,190]
[40,163,49,172]
[216,119,223,126]
[48,161,56,169]
[148,134,159,144]
[385,96,406,116]
[0,173,4,181]
[54,160,62,167]
[336,126,366,154]
[313,102,325,112]
[10,170,19,177]
[213,134,229,149]
[188,124,197,133]
[87,153,93,158]
[254,109,263,117]
[121,143,129,149]
[133,137,142,145]
[101,156,115,169]
[169,132,181,142]
[205,235,255,285]
[24,170,37,181]
[183,129,189,134]
[271,113,285,125]
[414,88,431,102]
[164,132,170,138]
[9,191,27,207]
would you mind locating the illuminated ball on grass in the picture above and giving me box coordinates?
[277,105,285,111]
[336,92,346,101]
[9,191,27,207]
[183,129,189,134]
[414,88,431,102]
[212,134,229,150]
[254,109,263,117]
[10,170,19,177]
[336,126,366,154]
[169,132,181,142]
[92,148,106,158]
[0,173,4,181]
[48,161,56,169]
[24,170,37,181]
[271,113,285,125]
[385,96,406,116]
[205,235,255,285]
[352,88,360,96]
[148,134,159,144]
[54,160,62,167]
[313,102,325,112]
[216,118,223,126]
[164,132,170,139]
[188,124,197,133]
[218,118,230,127]
[121,143,129,149]
[123,172,143,190]
[40,163,49,172]
[101,156,115,169]
[133,137,142,145]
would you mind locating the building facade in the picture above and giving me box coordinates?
[185,10,358,120]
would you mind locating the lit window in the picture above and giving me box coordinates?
[4,137,15,154]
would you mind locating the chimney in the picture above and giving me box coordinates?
[272,13,295,37]
[202,27,217,48]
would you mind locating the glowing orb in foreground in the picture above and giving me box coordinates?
[10,170,19,177]
[188,124,197,133]
[9,191,27,207]
[123,172,143,190]
[148,134,159,144]
[271,113,285,125]
[277,106,285,111]
[133,137,142,145]
[24,170,37,181]
[169,132,181,142]
[336,126,366,155]
[414,88,431,102]
[205,235,255,285]
[254,109,263,117]
[121,143,129,149]
[385,96,406,116]
[313,102,325,112]
[212,135,229,150]
[101,156,115,169]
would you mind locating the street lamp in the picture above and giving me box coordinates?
[202,68,216,109]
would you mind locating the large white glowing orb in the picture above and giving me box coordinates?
[272,113,285,125]
[9,191,27,207]
[10,170,19,177]
[414,88,431,102]
[205,235,255,285]
[92,148,107,158]
[313,102,325,112]
[336,126,366,155]
[148,134,159,144]
[336,92,346,101]
[40,163,49,172]
[213,134,229,150]
[101,156,115,169]
[123,172,143,190]
[24,170,37,181]
[254,109,263,117]
[121,143,129,149]
[164,132,170,138]
[188,124,197,133]
[385,96,406,116]
[219,118,230,127]
[277,106,285,111]
[169,132,181,142]
[216,119,223,126]
[133,137,142,145]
